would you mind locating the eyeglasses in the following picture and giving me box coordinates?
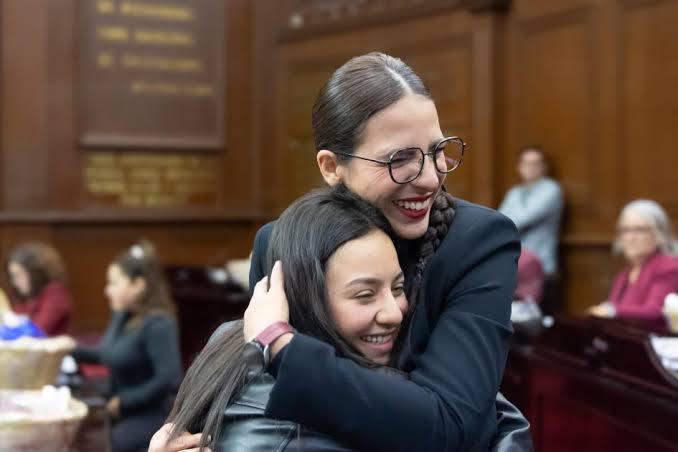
[333,136,466,184]
[617,226,653,236]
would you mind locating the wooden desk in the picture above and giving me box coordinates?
[503,316,678,452]
[71,382,110,452]
[165,266,249,368]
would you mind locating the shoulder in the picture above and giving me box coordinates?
[502,185,522,199]
[141,312,177,332]
[649,253,678,276]
[449,199,520,243]
[41,282,72,303]
[253,221,277,252]
[432,199,520,273]
[540,178,563,194]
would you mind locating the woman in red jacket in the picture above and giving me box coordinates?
[589,200,678,320]
[6,242,73,336]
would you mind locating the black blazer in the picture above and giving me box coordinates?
[249,199,532,451]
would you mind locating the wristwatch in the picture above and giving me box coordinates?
[243,321,295,373]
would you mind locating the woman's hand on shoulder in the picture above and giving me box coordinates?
[148,423,209,452]
[243,260,291,345]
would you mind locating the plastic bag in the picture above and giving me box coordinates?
[0,312,46,340]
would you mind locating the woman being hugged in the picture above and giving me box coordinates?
[160,188,408,451]
[73,240,182,452]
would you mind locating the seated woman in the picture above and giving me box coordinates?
[163,188,406,451]
[73,240,182,452]
[589,200,678,320]
[515,248,545,304]
[6,242,73,336]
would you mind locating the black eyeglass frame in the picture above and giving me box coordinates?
[333,136,466,185]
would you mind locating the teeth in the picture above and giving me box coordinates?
[360,334,393,345]
[394,199,429,211]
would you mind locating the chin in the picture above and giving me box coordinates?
[370,356,390,366]
[392,221,429,240]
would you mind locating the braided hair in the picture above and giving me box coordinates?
[406,189,456,306]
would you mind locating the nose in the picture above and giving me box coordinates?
[375,291,404,327]
[412,154,442,190]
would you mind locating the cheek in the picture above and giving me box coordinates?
[345,167,397,203]
[333,304,376,338]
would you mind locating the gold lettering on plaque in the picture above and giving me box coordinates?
[97,52,115,68]
[85,152,218,207]
[121,54,202,73]
[119,2,194,21]
[97,26,129,42]
[130,81,215,97]
[134,30,194,47]
[97,1,115,14]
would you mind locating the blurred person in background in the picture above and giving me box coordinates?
[499,146,563,276]
[73,240,182,452]
[6,242,73,336]
[589,200,678,320]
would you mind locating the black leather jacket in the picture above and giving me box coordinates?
[216,373,354,451]
[212,324,533,452]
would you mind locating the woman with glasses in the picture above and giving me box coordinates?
[156,52,531,452]
[589,200,678,320]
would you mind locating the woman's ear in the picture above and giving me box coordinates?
[317,150,342,186]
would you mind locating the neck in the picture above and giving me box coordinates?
[629,251,656,271]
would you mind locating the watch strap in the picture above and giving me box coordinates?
[256,321,294,347]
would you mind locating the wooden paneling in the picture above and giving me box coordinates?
[621,0,678,216]
[0,0,262,333]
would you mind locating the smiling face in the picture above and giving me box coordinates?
[332,94,446,240]
[617,210,659,265]
[325,229,407,365]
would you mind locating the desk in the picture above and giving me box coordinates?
[71,381,110,452]
[503,316,678,452]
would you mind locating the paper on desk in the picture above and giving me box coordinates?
[650,335,678,372]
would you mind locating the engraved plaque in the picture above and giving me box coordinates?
[79,0,224,149]
[84,151,219,207]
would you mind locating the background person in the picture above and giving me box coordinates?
[6,241,73,336]
[73,240,182,452]
[589,200,678,320]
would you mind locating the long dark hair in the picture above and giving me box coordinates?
[167,187,392,449]
[313,52,432,157]
[7,242,66,300]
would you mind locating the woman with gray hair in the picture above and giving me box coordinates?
[589,199,678,320]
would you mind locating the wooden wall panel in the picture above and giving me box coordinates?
[621,0,678,216]
[505,4,600,233]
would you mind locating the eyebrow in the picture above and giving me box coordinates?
[346,271,404,287]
